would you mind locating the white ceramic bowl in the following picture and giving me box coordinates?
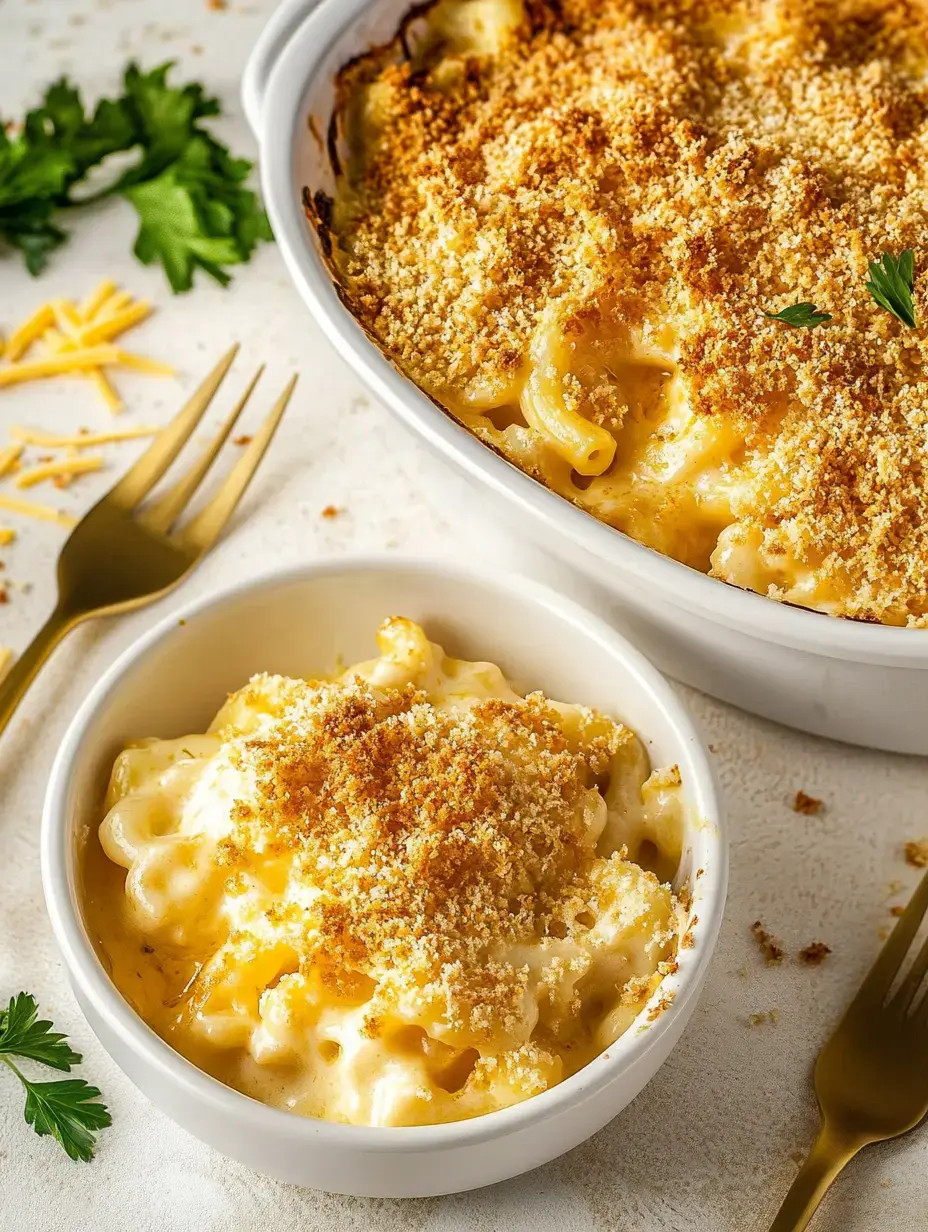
[240,0,928,756]
[42,557,725,1197]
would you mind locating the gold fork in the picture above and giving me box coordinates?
[770,869,928,1230]
[0,345,296,739]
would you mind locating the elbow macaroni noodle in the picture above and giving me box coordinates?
[84,619,686,1127]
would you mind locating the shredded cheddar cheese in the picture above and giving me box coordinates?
[0,494,76,527]
[10,425,158,450]
[0,529,16,546]
[96,290,133,320]
[111,350,173,376]
[6,305,55,363]
[0,347,123,387]
[89,369,123,413]
[16,455,105,489]
[0,444,23,479]
[79,279,118,320]
[0,281,169,410]
[80,302,151,347]
[51,299,83,337]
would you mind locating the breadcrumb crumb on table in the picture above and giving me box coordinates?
[799,942,831,965]
[793,791,823,816]
[747,1009,779,1027]
[905,840,928,868]
[751,920,785,965]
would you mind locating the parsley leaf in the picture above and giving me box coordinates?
[124,134,272,292]
[866,250,917,328]
[0,117,73,274]
[763,302,832,329]
[0,62,271,289]
[0,207,66,277]
[22,1078,112,1163]
[0,992,81,1070]
[29,80,136,185]
[0,993,110,1162]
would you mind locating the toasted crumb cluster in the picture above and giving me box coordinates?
[905,839,928,868]
[747,1008,780,1027]
[751,919,785,965]
[799,941,831,965]
[320,0,928,625]
[217,678,652,1040]
[793,791,823,816]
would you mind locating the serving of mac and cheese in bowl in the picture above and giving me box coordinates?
[242,0,928,755]
[43,559,724,1195]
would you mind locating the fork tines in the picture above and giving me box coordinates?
[115,345,297,546]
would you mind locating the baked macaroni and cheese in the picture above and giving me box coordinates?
[312,0,928,626]
[83,618,686,1127]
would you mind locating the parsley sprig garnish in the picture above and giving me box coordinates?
[762,302,832,329]
[865,249,917,328]
[0,993,111,1161]
[0,63,272,290]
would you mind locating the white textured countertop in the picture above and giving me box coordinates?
[1,1,927,1228]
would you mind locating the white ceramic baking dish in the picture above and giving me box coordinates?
[42,557,725,1196]
[242,0,928,756]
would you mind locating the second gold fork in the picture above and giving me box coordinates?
[770,869,928,1230]
[0,346,296,740]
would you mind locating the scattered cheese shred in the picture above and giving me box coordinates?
[42,327,71,354]
[0,346,123,388]
[52,299,83,338]
[0,444,23,479]
[0,282,174,562]
[80,302,151,348]
[6,305,55,363]
[0,494,76,527]
[1,282,169,410]
[90,369,123,413]
[79,279,118,320]
[16,455,105,489]
[96,290,133,321]
[112,350,174,376]
[10,425,159,449]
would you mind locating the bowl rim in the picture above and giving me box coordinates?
[42,554,727,1151]
[250,0,928,668]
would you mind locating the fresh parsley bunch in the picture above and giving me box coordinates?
[0,993,110,1161]
[0,63,272,291]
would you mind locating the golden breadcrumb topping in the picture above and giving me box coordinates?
[316,0,928,625]
[216,678,664,1040]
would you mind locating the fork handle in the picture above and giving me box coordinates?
[769,1124,867,1231]
[0,607,75,740]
